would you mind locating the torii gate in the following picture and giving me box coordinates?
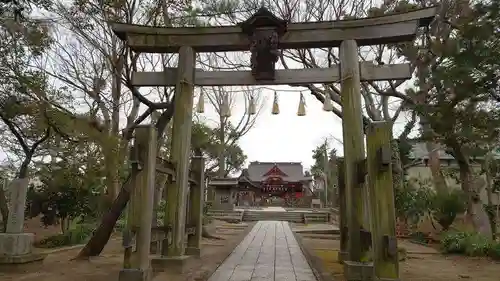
[112,6,437,281]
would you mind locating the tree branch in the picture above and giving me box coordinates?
[0,113,30,154]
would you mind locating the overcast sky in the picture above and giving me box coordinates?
[199,86,345,170]
[198,85,414,171]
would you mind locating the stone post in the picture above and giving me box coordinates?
[186,156,205,257]
[0,178,45,264]
[6,179,29,234]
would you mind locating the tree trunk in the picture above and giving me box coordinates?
[74,175,132,259]
[152,174,168,226]
[484,153,496,237]
[486,170,494,205]
[454,146,492,237]
[75,82,176,258]
[61,217,70,234]
[426,141,448,193]
[328,154,338,208]
[496,193,500,239]
[419,117,448,194]
[0,179,8,232]
[218,115,226,178]
[391,139,404,191]
[103,148,121,204]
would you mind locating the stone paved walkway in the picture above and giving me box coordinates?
[208,221,317,281]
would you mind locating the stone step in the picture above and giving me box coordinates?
[241,210,330,223]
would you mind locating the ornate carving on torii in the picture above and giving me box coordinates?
[240,7,288,81]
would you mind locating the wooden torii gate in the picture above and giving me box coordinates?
[112,6,437,281]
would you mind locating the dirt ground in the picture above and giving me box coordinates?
[22,216,66,242]
[299,233,500,281]
[0,220,253,281]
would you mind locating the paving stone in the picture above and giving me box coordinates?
[250,278,274,281]
[207,221,317,281]
[208,268,235,281]
[230,266,254,281]
[275,273,297,281]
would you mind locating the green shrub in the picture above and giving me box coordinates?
[35,223,94,248]
[488,242,500,260]
[69,224,94,243]
[394,180,432,227]
[155,200,167,224]
[35,234,68,248]
[430,189,466,230]
[115,218,126,231]
[441,231,471,254]
[484,204,497,236]
[441,231,500,259]
[464,233,492,256]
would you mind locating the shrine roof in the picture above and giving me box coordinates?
[244,161,312,182]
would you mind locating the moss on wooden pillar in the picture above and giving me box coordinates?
[126,125,157,271]
[186,156,205,256]
[339,39,369,263]
[367,121,399,280]
[163,46,196,257]
[338,160,348,263]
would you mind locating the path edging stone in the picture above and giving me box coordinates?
[293,229,337,281]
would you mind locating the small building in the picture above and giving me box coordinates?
[208,162,314,209]
[406,142,499,205]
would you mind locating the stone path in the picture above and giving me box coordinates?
[208,221,317,281]
[236,207,286,212]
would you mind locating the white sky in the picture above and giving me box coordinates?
[197,84,413,171]
[198,86,345,170]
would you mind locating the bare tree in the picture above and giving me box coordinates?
[38,0,185,258]
[203,86,264,176]
[62,0,243,258]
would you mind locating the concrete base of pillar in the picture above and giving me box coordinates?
[0,252,46,265]
[0,233,35,256]
[185,247,201,257]
[344,261,374,281]
[151,255,191,274]
[118,268,152,281]
[337,251,348,263]
[0,233,45,265]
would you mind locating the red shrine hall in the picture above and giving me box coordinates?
[260,165,305,198]
[208,162,313,207]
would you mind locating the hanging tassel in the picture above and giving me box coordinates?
[221,94,231,117]
[248,95,256,115]
[196,92,205,113]
[297,92,306,116]
[322,92,334,112]
[271,91,280,115]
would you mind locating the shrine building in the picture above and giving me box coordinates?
[208,162,313,209]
